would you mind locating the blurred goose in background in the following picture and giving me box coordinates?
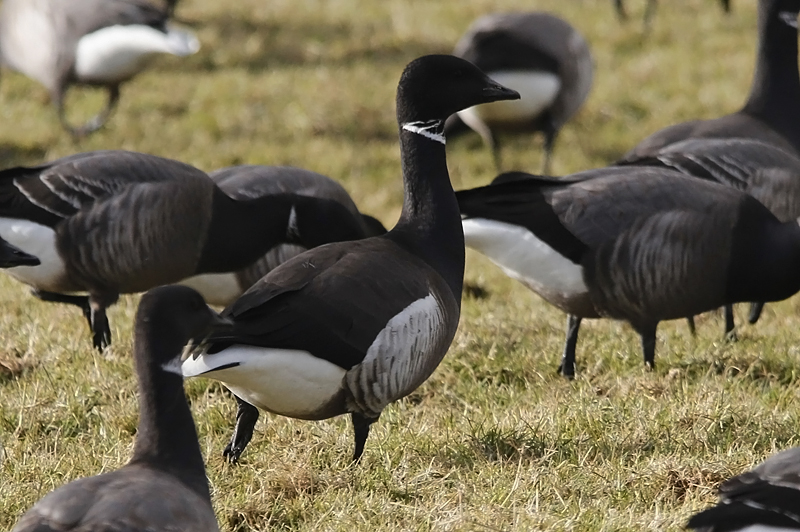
[11,286,225,532]
[0,0,199,137]
[446,11,593,173]
[613,0,731,30]
[0,150,367,350]
[456,168,800,378]
[182,55,520,464]
[621,138,800,336]
[620,0,800,160]
[179,165,386,305]
[687,446,800,531]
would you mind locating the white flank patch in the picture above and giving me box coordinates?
[0,3,57,87]
[0,218,66,290]
[179,273,242,307]
[735,526,800,532]
[75,24,200,83]
[458,71,560,126]
[345,293,444,416]
[182,346,346,418]
[462,218,587,299]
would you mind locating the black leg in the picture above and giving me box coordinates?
[541,127,557,175]
[748,302,765,325]
[223,396,260,464]
[557,314,582,379]
[685,316,696,336]
[638,323,658,370]
[351,412,378,463]
[57,85,120,138]
[90,306,111,351]
[724,305,737,341]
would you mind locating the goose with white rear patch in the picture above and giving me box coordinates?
[0,0,199,137]
[445,12,592,173]
[11,285,227,532]
[182,54,520,463]
[456,168,800,378]
[180,165,386,305]
[0,150,367,350]
[621,138,800,336]
[687,446,800,531]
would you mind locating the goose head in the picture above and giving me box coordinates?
[396,54,520,125]
[0,238,39,268]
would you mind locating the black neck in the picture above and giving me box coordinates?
[129,328,210,501]
[197,191,363,273]
[742,1,800,144]
[389,125,464,300]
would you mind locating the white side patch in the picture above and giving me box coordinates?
[402,120,446,144]
[0,218,67,290]
[182,346,346,418]
[458,71,561,126]
[75,24,200,84]
[179,273,242,307]
[345,293,445,417]
[736,526,800,532]
[462,218,587,299]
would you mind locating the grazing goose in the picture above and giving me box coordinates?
[687,447,800,531]
[620,0,800,161]
[0,150,367,350]
[11,285,226,532]
[181,54,520,463]
[613,0,731,29]
[181,165,387,305]
[622,137,800,333]
[446,12,593,173]
[0,0,199,137]
[0,238,39,268]
[456,168,800,378]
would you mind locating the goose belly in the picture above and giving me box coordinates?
[0,219,68,291]
[182,346,346,419]
[458,71,561,126]
[463,218,589,310]
[179,273,242,307]
[75,24,200,84]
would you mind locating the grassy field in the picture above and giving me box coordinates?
[1,0,798,530]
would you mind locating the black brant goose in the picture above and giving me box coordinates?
[621,137,800,333]
[0,150,367,350]
[0,238,38,268]
[180,165,387,305]
[181,54,520,463]
[456,167,800,378]
[613,0,731,29]
[619,0,800,161]
[0,0,199,137]
[446,12,593,173]
[687,447,800,531]
[11,285,226,532]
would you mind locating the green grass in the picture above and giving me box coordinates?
[0,0,796,530]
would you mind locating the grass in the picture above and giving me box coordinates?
[0,0,796,530]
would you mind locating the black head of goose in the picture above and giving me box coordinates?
[0,150,368,350]
[10,285,227,532]
[687,446,800,531]
[621,137,800,333]
[181,54,520,464]
[613,0,731,30]
[0,237,39,268]
[619,0,800,162]
[444,11,593,173]
[456,166,800,378]
[181,164,387,305]
[0,0,199,137]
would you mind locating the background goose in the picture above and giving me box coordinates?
[619,0,800,161]
[183,165,387,305]
[0,0,199,137]
[687,447,800,531]
[11,285,225,532]
[456,168,800,378]
[613,0,731,29]
[181,54,520,464]
[621,137,800,333]
[446,11,593,173]
[0,150,366,349]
